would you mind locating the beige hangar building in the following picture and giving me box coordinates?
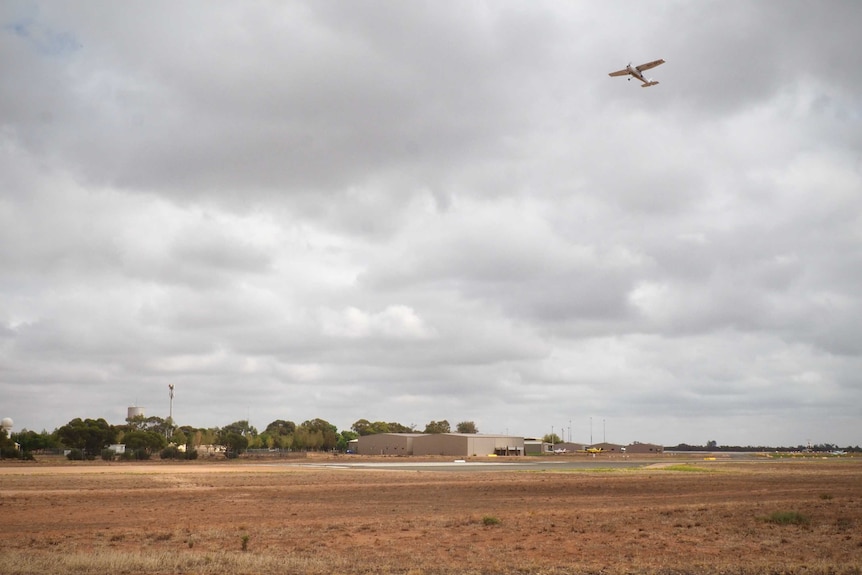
[356,433,524,457]
[354,433,418,456]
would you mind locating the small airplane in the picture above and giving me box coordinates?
[585,447,603,454]
[609,59,665,87]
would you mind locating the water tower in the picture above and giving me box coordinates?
[127,406,145,420]
[1,417,12,435]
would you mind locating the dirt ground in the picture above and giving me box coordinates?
[1,455,861,574]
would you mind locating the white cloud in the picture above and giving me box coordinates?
[320,305,433,340]
[1,1,861,446]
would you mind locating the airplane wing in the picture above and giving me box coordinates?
[608,68,629,77]
[635,59,665,72]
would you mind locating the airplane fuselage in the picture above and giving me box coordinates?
[627,64,645,83]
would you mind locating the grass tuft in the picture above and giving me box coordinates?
[660,464,714,473]
[763,511,810,525]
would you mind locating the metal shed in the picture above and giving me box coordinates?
[413,433,524,457]
[356,433,422,455]
[625,442,664,453]
[588,442,625,453]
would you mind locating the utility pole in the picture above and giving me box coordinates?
[590,417,593,445]
[168,384,174,439]
[603,419,606,443]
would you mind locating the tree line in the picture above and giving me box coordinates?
[666,441,861,453]
[0,415,479,461]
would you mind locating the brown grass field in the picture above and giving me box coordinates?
[1,455,861,574]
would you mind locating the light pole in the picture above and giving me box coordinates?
[168,384,174,439]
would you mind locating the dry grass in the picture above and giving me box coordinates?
[0,549,344,575]
[1,457,861,574]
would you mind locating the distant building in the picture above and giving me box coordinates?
[588,442,625,453]
[625,442,664,454]
[524,439,551,455]
[414,433,523,456]
[356,433,418,456]
[355,433,524,457]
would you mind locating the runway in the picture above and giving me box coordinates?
[287,458,669,472]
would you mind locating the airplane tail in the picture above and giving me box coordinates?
[641,80,659,87]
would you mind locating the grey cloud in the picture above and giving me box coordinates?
[1,2,861,446]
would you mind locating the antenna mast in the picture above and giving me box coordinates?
[168,384,175,438]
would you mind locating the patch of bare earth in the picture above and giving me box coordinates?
[1,458,860,574]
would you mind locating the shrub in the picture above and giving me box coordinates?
[482,516,501,526]
[130,449,150,460]
[101,449,115,461]
[160,446,182,460]
[0,445,19,459]
[764,511,810,525]
[66,449,84,461]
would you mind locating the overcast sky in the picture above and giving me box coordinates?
[2,1,860,447]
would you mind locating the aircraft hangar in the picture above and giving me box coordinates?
[356,433,524,457]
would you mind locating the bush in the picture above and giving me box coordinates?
[160,446,182,460]
[101,449,115,461]
[158,445,199,460]
[66,449,84,461]
[0,445,19,459]
[764,511,810,525]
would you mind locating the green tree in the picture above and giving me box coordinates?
[221,432,248,458]
[12,429,58,453]
[56,418,117,457]
[456,421,478,434]
[276,433,294,450]
[126,415,173,437]
[351,419,374,436]
[171,429,188,447]
[337,430,358,452]
[198,428,218,447]
[298,418,338,451]
[352,419,413,435]
[0,428,18,458]
[542,433,561,444]
[424,420,450,434]
[264,419,296,436]
[123,430,168,455]
[221,420,258,438]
